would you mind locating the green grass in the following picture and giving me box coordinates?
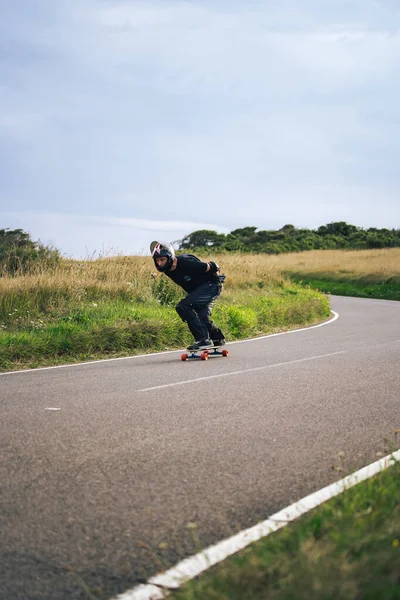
[172,456,400,600]
[287,273,400,301]
[0,284,330,371]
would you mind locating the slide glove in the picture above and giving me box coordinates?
[209,261,220,274]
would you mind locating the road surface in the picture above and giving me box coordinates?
[1,295,399,600]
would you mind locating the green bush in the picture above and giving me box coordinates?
[151,275,183,306]
[222,305,258,338]
[0,228,61,276]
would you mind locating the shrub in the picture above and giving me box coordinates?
[0,228,61,276]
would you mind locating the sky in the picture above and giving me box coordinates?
[1,0,399,258]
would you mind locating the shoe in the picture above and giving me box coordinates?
[187,339,213,351]
[212,338,226,347]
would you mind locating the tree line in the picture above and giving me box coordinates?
[178,222,400,254]
[0,228,60,275]
[1,222,399,276]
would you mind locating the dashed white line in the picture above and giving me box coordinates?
[137,350,347,392]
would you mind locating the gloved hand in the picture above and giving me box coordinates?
[209,261,220,273]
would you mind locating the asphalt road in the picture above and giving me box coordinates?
[1,295,399,600]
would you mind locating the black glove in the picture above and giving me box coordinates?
[209,261,220,273]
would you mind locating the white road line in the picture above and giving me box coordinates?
[45,407,61,411]
[137,350,347,392]
[112,449,400,600]
[228,310,339,345]
[0,311,339,376]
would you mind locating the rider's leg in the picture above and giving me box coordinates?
[175,281,221,343]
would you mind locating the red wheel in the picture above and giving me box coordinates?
[200,352,209,360]
[222,350,229,357]
[181,353,188,361]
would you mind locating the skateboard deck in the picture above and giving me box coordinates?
[181,345,229,361]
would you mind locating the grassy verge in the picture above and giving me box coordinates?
[0,256,330,371]
[287,274,400,301]
[172,455,400,600]
[272,247,400,301]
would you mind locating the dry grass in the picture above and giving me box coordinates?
[1,248,398,319]
[2,248,399,292]
[255,248,400,278]
[0,254,285,305]
[0,256,153,313]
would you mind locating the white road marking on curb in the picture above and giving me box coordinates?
[0,311,339,376]
[137,350,347,392]
[228,310,339,345]
[115,585,165,600]
[111,449,400,600]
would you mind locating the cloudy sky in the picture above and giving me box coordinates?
[1,0,399,258]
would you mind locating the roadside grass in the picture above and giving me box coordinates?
[287,275,400,301]
[272,247,400,300]
[0,255,330,371]
[172,454,400,600]
[0,286,329,371]
[260,247,400,277]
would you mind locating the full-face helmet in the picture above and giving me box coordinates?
[150,240,175,272]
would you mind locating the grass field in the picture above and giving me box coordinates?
[274,248,400,300]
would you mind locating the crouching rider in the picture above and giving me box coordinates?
[150,241,226,351]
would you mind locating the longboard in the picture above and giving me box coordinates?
[181,345,229,361]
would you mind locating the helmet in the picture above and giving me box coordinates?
[150,240,175,272]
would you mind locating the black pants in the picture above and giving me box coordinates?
[175,281,225,342]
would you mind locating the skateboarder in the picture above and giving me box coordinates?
[150,241,226,351]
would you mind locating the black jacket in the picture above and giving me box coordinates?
[165,254,222,293]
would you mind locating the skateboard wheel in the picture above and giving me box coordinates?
[200,352,209,360]
[222,350,229,357]
[181,353,188,361]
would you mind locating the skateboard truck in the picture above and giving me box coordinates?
[181,346,229,361]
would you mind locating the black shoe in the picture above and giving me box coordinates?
[213,338,226,347]
[187,339,213,351]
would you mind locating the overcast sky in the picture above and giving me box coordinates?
[1,0,399,258]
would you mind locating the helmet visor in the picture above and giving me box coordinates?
[150,241,174,258]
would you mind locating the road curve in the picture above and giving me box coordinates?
[1,296,399,600]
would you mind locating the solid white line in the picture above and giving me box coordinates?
[112,449,400,600]
[137,350,347,392]
[115,585,164,600]
[227,310,339,345]
[0,311,339,376]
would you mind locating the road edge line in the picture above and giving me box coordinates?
[112,448,400,599]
